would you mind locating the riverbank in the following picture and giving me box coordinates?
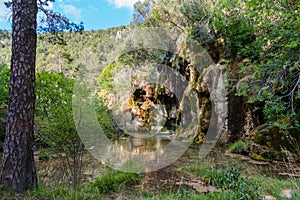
[1,145,299,199]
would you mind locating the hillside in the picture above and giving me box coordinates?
[0,26,127,76]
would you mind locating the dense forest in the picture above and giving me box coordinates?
[0,0,299,199]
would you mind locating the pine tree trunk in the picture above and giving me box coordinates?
[1,0,38,192]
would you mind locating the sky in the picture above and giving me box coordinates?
[0,0,142,31]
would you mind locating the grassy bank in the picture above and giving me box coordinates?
[0,146,299,199]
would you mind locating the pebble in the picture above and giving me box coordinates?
[263,195,276,200]
[280,189,292,199]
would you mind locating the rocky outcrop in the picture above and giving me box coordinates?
[228,122,300,161]
[102,31,297,160]
[127,84,178,132]
[248,124,289,150]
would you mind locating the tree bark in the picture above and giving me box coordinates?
[1,0,38,192]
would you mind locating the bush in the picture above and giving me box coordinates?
[34,71,85,186]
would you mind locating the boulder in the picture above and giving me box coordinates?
[248,124,290,151]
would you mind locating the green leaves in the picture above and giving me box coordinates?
[35,71,76,149]
[0,64,9,152]
[0,64,9,104]
[180,0,300,135]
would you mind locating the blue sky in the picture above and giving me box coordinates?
[0,0,140,31]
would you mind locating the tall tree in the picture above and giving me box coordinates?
[1,0,38,192]
[1,0,83,192]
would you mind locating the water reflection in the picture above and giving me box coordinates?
[115,134,171,154]
[87,131,191,173]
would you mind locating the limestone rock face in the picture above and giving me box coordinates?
[103,33,296,155]
[122,65,226,142]
[127,84,178,133]
[202,64,228,143]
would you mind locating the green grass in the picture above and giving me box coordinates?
[0,174,299,200]
[131,189,253,200]
[0,167,143,199]
[228,140,248,154]
[38,150,50,160]
[259,177,300,199]
[86,167,143,194]
[0,160,299,200]
[183,163,300,200]
[196,165,261,199]
[0,184,105,200]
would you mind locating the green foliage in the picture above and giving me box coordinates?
[228,140,249,154]
[34,70,123,185]
[202,165,261,199]
[181,0,256,57]
[132,0,186,28]
[133,190,255,200]
[0,64,9,102]
[87,168,142,194]
[1,0,297,133]
[98,62,118,93]
[0,63,120,154]
[95,102,122,139]
[0,64,9,152]
[34,71,85,185]
[185,164,262,200]
[236,1,300,127]
[0,30,11,65]
[0,183,104,200]
[25,184,104,200]
[132,0,153,25]
[39,150,50,160]
[35,71,76,148]
[259,177,300,200]
[181,0,300,135]
[0,162,299,199]
[0,27,126,78]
